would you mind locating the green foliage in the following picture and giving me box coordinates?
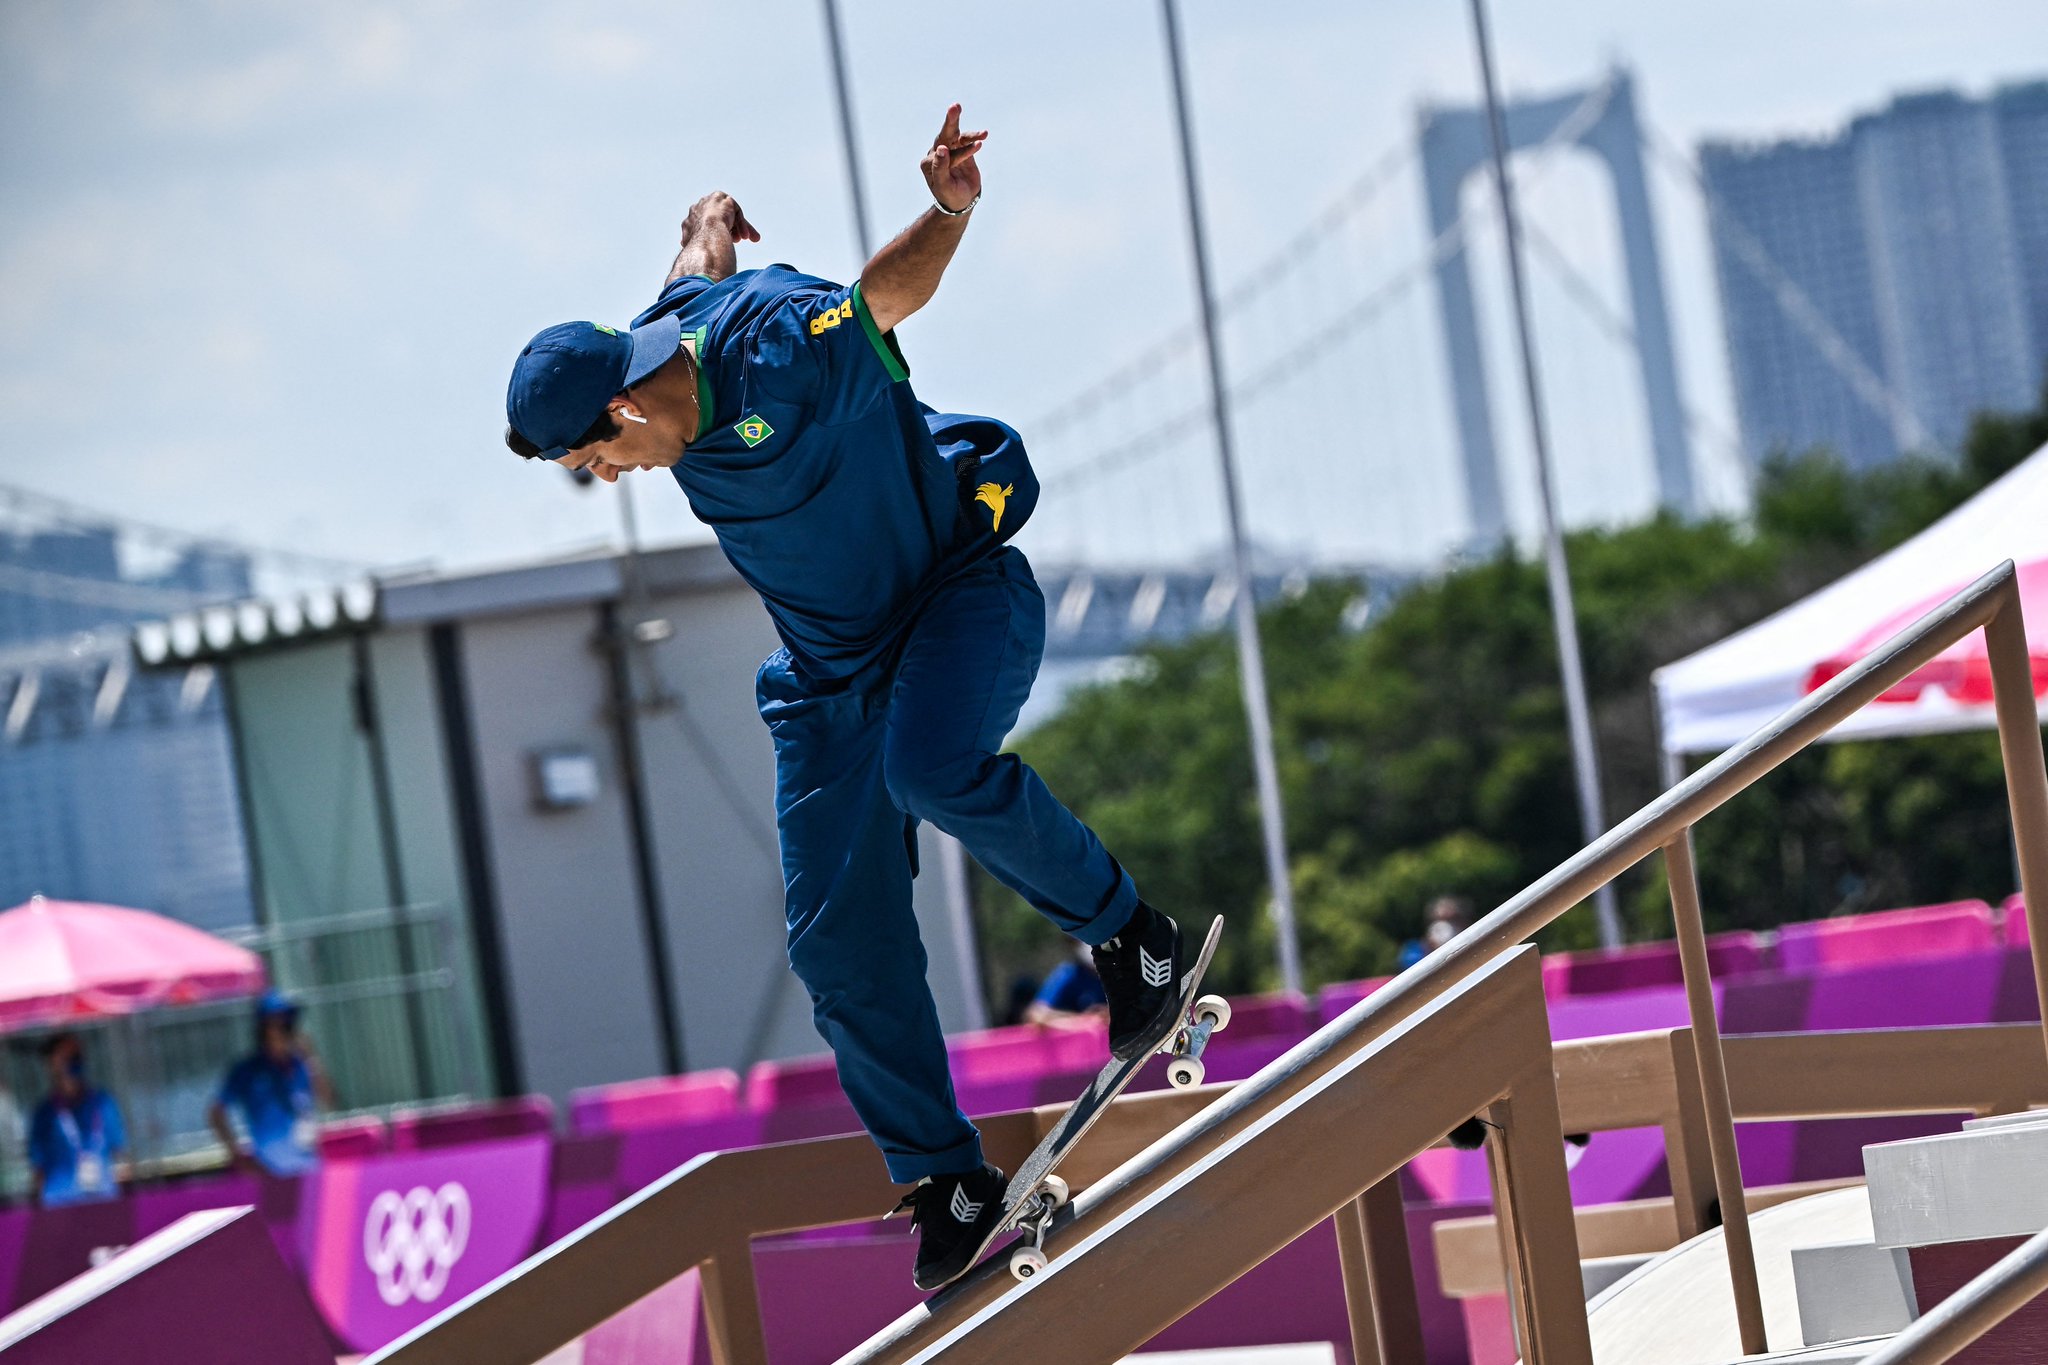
[974,391,2048,1002]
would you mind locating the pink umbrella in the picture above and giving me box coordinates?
[0,895,267,1031]
[1805,556,2048,705]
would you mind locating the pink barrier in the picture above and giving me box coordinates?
[745,1054,844,1110]
[318,1114,388,1159]
[304,1135,553,1352]
[2008,893,2033,947]
[1211,991,1312,1039]
[1799,949,2009,1031]
[389,1095,556,1151]
[1540,931,1771,999]
[947,1020,1106,1083]
[0,1207,332,1365]
[569,1070,742,1134]
[1775,900,1998,973]
[1316,974,1394,1024]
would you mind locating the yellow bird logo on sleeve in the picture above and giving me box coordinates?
[974,482,1014,533]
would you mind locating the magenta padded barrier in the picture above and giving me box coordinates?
[568,1070,743,1135]
[1315,974,1394,1024]
[1799,949,2009,1031]
[317,1113,389,1158]
[946,1020,1107,1084]
[1775,900,1998,973]
[302,1134,553,1352]
[1208,991,1312,1039]
[2009,893,2033,947]
[0,1207,331,1365]
[1540,931,1772,999]
[744,1053,845,1110]
[388,1094,557,1151]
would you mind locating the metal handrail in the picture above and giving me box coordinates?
[366,561,2048,1364]
[1860,1223,2048,1364]
[849,560,2048,1360]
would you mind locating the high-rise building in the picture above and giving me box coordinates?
[1702,80,2048,470]
[0,523,255,928]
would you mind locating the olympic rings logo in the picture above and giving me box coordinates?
[363,1182,472,1306]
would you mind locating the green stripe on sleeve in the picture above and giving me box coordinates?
[850,282,910,383]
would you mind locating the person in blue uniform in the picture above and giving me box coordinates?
[504,106,1189,1289]
[27,1033,127,1208]
[1026,944,1109,1025]
[208,992,332,1177]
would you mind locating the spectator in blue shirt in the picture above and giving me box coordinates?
[208,993,332,1177]
[27,1033,126,1207]
[1026,945,1109,1025]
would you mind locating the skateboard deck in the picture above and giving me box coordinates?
[954,914,1228,1286]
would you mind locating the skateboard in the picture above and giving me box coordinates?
[970,914,1229,1286]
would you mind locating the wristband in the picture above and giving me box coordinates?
[933,192,981,218]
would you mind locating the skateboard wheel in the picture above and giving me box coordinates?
[1041,1174,1071,1209]
[1168,1056,1206,1089]
[1009,1245,1049,1281]
[1195,995,1231,1030]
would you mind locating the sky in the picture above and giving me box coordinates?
[1,0,2041,585]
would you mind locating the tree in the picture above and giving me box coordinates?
[976,391,2048,1000]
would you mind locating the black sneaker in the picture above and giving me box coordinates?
[1092,901,1185,1061]
[889,1162,1009,1291]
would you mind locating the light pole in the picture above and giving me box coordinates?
[1466,0,1624,947]
[1158,0,1304,995]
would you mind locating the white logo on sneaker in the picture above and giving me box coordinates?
[950,1184,984,1223]
[1140,946,1171,988]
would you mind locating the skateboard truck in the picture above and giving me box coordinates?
[1166,994,1232,1089]
[1006,1174,1068,1281]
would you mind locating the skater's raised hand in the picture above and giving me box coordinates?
[921,104,986,214]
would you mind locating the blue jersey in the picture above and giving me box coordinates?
[1034,960,1108,1013]
[633,266,1038,680]
[219,1053,320,1176]
[28,1089,125,1206]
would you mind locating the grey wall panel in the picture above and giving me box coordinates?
[456,609,667,1102]
[629,581,983,1073]
[628,584,814,1071]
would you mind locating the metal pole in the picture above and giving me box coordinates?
[818,0,872,260]
[1158,0,1303,997]
[1466,0,1624,947]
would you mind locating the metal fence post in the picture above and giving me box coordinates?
[1665,832,1767,1354]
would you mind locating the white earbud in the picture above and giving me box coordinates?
[619,409,648,425]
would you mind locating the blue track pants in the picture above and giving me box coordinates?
[756,547,1138,1182]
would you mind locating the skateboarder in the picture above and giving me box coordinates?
[503,105,1185,1289]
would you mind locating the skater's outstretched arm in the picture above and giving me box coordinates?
[664,191,760,287]
[859,103,985,333]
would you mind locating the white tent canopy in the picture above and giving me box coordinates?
[1655,440,2048,756]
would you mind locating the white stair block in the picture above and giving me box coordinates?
[1581,1254,1653,1301]
[1791,1240,1917,1346]
[1863,1122,2048,1248]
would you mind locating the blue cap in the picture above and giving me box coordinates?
[506,314,684,458]
[255,990,300,1022]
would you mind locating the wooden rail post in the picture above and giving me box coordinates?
[1986,581,2048,1067]
[698,1240,769,1365]
[1662,1028,1718,1241]
[1334,1175,1424,1365]
[1666,833,1768,1356]
[1484,1066,1592,1364]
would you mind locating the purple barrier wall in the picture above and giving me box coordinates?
[0,1207,332,1364]
[303,1135,553,1352]
[1775,900,1998,973]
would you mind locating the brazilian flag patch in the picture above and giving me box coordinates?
[734,415,774,447]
